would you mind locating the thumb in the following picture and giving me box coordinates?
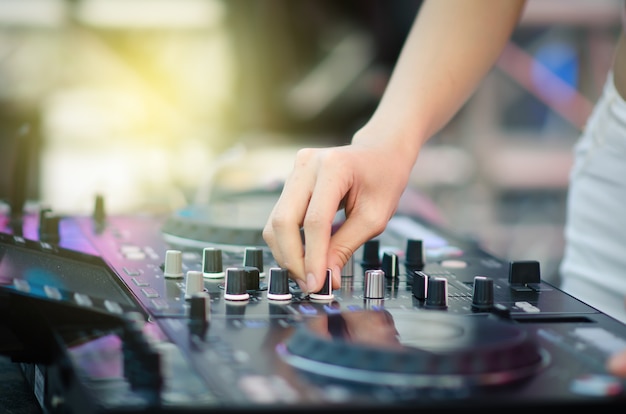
[327,214,388,289]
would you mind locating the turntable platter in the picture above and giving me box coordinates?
[161,191,279,250]
[277,309,549,388]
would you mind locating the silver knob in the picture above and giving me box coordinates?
[364,269,385,299]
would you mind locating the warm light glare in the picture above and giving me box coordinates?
[24,0,238,213]
[75,0,226,29]
[0,0,67,28]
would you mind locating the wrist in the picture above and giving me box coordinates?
[351,122,424,171]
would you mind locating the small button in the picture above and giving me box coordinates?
[44,285,62,300]
[151,298,170,310]
[141,287,160,298]
[13,279,30,293]
[74,293,93,307]
[124,267,142,276]
[104,300,123,314]
[132,277,149,287]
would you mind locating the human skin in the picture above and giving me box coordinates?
[263,0,527,293]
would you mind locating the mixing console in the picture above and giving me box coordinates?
[1,197,626,413]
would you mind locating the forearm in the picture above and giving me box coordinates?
[354,0,527,162]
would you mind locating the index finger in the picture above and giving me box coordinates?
[302,162,351,293]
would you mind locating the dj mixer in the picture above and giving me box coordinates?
[1,192,626,413]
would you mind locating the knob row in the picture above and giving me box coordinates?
[412,270,494,311]
[223,267,294,302]
[361,238,425,271]
[163,247,266,280]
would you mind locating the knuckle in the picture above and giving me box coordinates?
[262,225,275,245]
[294,148,316,166]
[360,212,388,236]
[267,210,290,231]
[302,211,324,229]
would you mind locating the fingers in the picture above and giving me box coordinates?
[263,149,317,285]
[302,158,351,292]
[264,144,410,295]
[264,147,354,293]
[325,209,389,289]
[262,205,306,289]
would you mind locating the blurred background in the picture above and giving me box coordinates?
[0,0,622,285]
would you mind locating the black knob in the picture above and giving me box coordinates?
[310,269,334,300]
[224,268,249,301]
[361,239,381,269]
[425,277,448,309]
[412,270,429,300]
[364,269,385,299]
[472,276,494,311]
[202,247,224,278]
[244,266,260,291]
[509,260,541,285]
[268,267,292,300]
[93,194,106,230]
[381,252,400,279]
[189,291,211,324]
[39,209,60,244]
[405,239,425,270]
[243,247,264,275]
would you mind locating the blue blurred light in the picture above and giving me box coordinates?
[531,41,579,104]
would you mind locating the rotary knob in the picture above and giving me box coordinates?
[202,247,224,278]
[39,209,61,244]
[309,269,334,300]
[361,239,381,269]
[163,250,184,278]
[472,275,495,311]
[364,269,385,299]
[243,247,265,276]
[244,266,260,291]
[93,194,106,232]
[424,277,448,309]
[188,291,211,325]
[405,239,425,271]
[224,268,250,301]
[185,270,205,298]
[267,267,292,301]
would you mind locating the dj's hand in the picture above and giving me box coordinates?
[262,139,416,294]
[607,350,626,377]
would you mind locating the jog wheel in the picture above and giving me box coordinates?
[277,309,549,388]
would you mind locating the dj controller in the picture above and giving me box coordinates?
[1,192,626,413]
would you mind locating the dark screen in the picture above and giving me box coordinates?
[0,243,136,307]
